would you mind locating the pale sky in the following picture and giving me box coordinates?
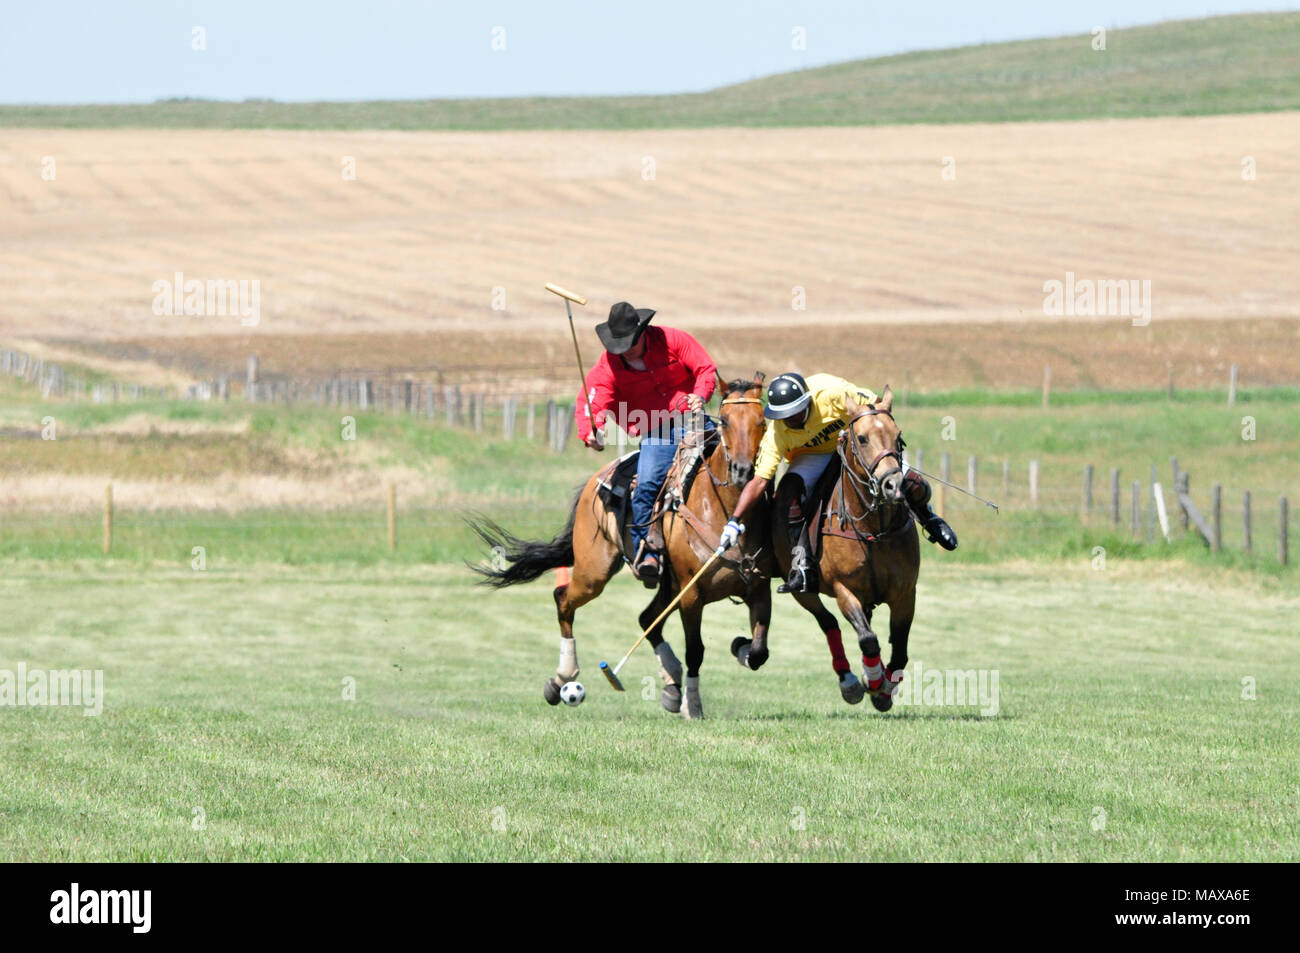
[1,1,1294,104]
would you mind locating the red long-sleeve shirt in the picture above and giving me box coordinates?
[575,325,718,442]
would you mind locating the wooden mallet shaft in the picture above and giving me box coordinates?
[546,282,596,437]
[600,549,725,691]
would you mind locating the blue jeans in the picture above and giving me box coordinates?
[631,422,713,552]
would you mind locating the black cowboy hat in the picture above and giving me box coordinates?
[596,301,656,354]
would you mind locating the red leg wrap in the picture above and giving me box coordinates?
[825,628,850,674]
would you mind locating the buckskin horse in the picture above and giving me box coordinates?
[468,375,771,718]
[758,385,921,711]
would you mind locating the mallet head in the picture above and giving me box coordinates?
[545,282,587,306]
[599,661,625,692]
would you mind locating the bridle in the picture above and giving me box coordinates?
[707,396,764,487]
[837,407,906,515]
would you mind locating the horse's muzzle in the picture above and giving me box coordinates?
[881,469,905,503]
[729,461,755,486]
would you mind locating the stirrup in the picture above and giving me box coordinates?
[777,565,813,594]
[634,551,661,586]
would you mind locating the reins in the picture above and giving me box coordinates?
[832,406,912,546]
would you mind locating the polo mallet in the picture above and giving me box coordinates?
[545,282,597,443]
[600,547,727,691]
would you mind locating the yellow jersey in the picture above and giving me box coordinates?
[755,374,877,481]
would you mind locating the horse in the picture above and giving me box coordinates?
[467,375,771,718]
[764,385,921,711]
[655,375,772,719]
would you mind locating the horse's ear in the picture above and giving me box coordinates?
[753,370,765,387]
[844,392,862,417]
[876,385,894,413]
[715,377,727,398]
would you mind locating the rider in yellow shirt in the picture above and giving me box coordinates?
[723,371,957,593]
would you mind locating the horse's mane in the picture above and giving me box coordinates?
[724,377,760,396]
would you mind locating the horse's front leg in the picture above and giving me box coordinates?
[731,579,772,671]
[873,588,915,713]
[790,588,863,704]
[679,593,706,720]
[832,582,891,708]
[641,573,683,713]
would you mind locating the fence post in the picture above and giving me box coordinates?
[967,456,977,496]
[1228,363,1238,406]
[914,447,923,473]
[246,355,258,401]
[387,484,396,552]
[503,395,517,439]
[1211,483,1222,553]
[1029,460,1039,507]
[1153,482,1170,542]
[1147,465,1157,542]
[1041,364,1051,409]
[1131,481,1140,540]
[1243,490,1252,553]
[103,483,113,555]
[941,452,951,486]
[1082,464,1094,522]
[526,401,536,440]
[1178,472,1190,532]
[473,394,484,434]
[1280,497,1289,566]
[1110,467,1120,527]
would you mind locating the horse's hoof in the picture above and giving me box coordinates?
[543,677,562,706]
[660,684,682,713]
[730,636,749,659]
[870,691,894,712]
[839,672,865,705]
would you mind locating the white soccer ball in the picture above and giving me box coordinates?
[559,681,586,707]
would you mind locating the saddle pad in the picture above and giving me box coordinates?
[596,450,639,509]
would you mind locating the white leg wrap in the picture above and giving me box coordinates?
[557,638,579,681]
[683,676,703,720]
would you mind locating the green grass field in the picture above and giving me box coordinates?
[2,378,1296,860]
[4,13,1298,129]
[1,560,1296,861]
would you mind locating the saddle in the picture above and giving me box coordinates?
[594,450,641,561]
[592,430,718,564]
[643,428,717,554]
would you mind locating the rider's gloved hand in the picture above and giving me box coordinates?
[585,430,606,451]
[716,519,744,554]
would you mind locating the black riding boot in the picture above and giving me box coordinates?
[777,489,817,594]
[903,471,958,550]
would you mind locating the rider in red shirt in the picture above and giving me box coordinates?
[576,302,717,583]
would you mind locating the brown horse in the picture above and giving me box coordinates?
[468,375,770,717]
[655,375,772,719]
[766,385,921,712]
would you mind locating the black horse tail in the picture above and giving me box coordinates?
[466,487,582,588]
